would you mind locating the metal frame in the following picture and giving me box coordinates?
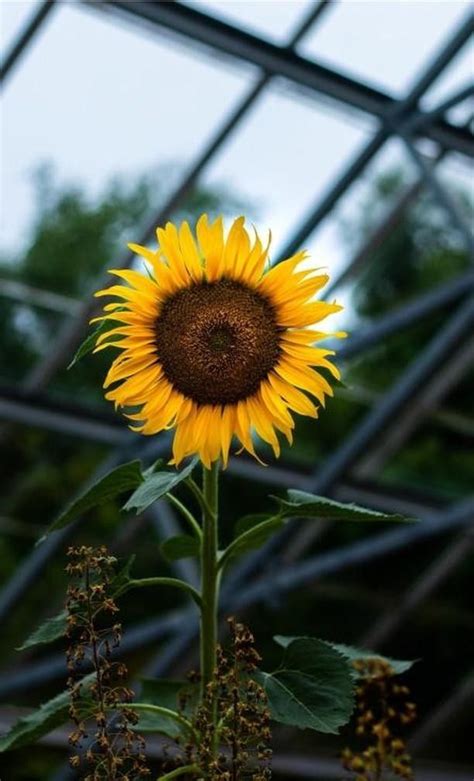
[1,1,473,775]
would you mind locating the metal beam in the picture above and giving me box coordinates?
[0,279,80,315]
[398,129,474,254]
[355,334,474,477]
[362,527,474,649]
[410,670,474,754]
[0,0,57,86]
[320,289,473,463]
[338,271,474,360]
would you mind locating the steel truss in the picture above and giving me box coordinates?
[0,1,473,776]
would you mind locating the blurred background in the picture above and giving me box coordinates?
[0,1,473,779]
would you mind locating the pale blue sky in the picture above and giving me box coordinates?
[1,0,472,294]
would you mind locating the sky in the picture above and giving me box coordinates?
[1,0,472,297]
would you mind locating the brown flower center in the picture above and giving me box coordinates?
[155,278,281,405]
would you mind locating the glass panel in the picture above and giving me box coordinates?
[187,0,314,44]
[1,3,253,253]
[420,40,474,112]
[202,80,373,260]
[1,0,39,54]
[299,0,470,97]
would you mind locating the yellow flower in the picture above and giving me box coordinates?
[93,216,345,468]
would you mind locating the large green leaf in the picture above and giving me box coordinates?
[123,459,197,515]
[160,534,200,562]
[38,461,144,543]
[0,675,94,753]
[17,610,68,652]
[274,490,416,524]
[255,637,354,734]
[136,678,198,739]
[327,642,416,677]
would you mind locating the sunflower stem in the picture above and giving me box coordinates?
[200,460,220,740]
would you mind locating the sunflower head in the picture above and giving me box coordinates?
[93,216,345,468]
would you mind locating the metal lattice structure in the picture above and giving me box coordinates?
[1,1,473,779]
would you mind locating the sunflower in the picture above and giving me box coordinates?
[92,216,345,468]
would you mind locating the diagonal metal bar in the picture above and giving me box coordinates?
[409,669,474,754]
[0,0,57,86]
[362,526,474,649]
[306,299,474,490]
[355,333,474,477]
[338,271,474,360]
[398,128,474,255]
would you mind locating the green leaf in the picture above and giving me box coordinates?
[219,515,283,571]
[0,675,94,753]
[137,679,198,738]
[327,642,416,677]
[255,637,354,734]
[232,515,283,553]
[38,461,144,543]
[18,556,136,652]
[123,458,197,515]
[234,513,272,537]
[274,490,416,524]
[17,610,68,652]
[67,318,112,370]
[274,637,416,679]
[160,534,200,562]
[111,554,136,596]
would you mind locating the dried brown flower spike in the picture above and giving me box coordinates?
[171,617,272,780]
[341,657,416,781]
[65,545,150,780]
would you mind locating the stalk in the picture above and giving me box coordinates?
[200,460,219,698]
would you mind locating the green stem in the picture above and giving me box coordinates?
[116,702,197,740]
[157,765,201,781]
[186,476,215,519]
[200,460,219,697]
[119,577,202,608]
[166,492,202,540]
[217,514,282,573]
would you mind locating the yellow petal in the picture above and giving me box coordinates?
[219,405,236,468]
[179,221,204,281]
[222,216,246,277]
[197,214,224,282]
